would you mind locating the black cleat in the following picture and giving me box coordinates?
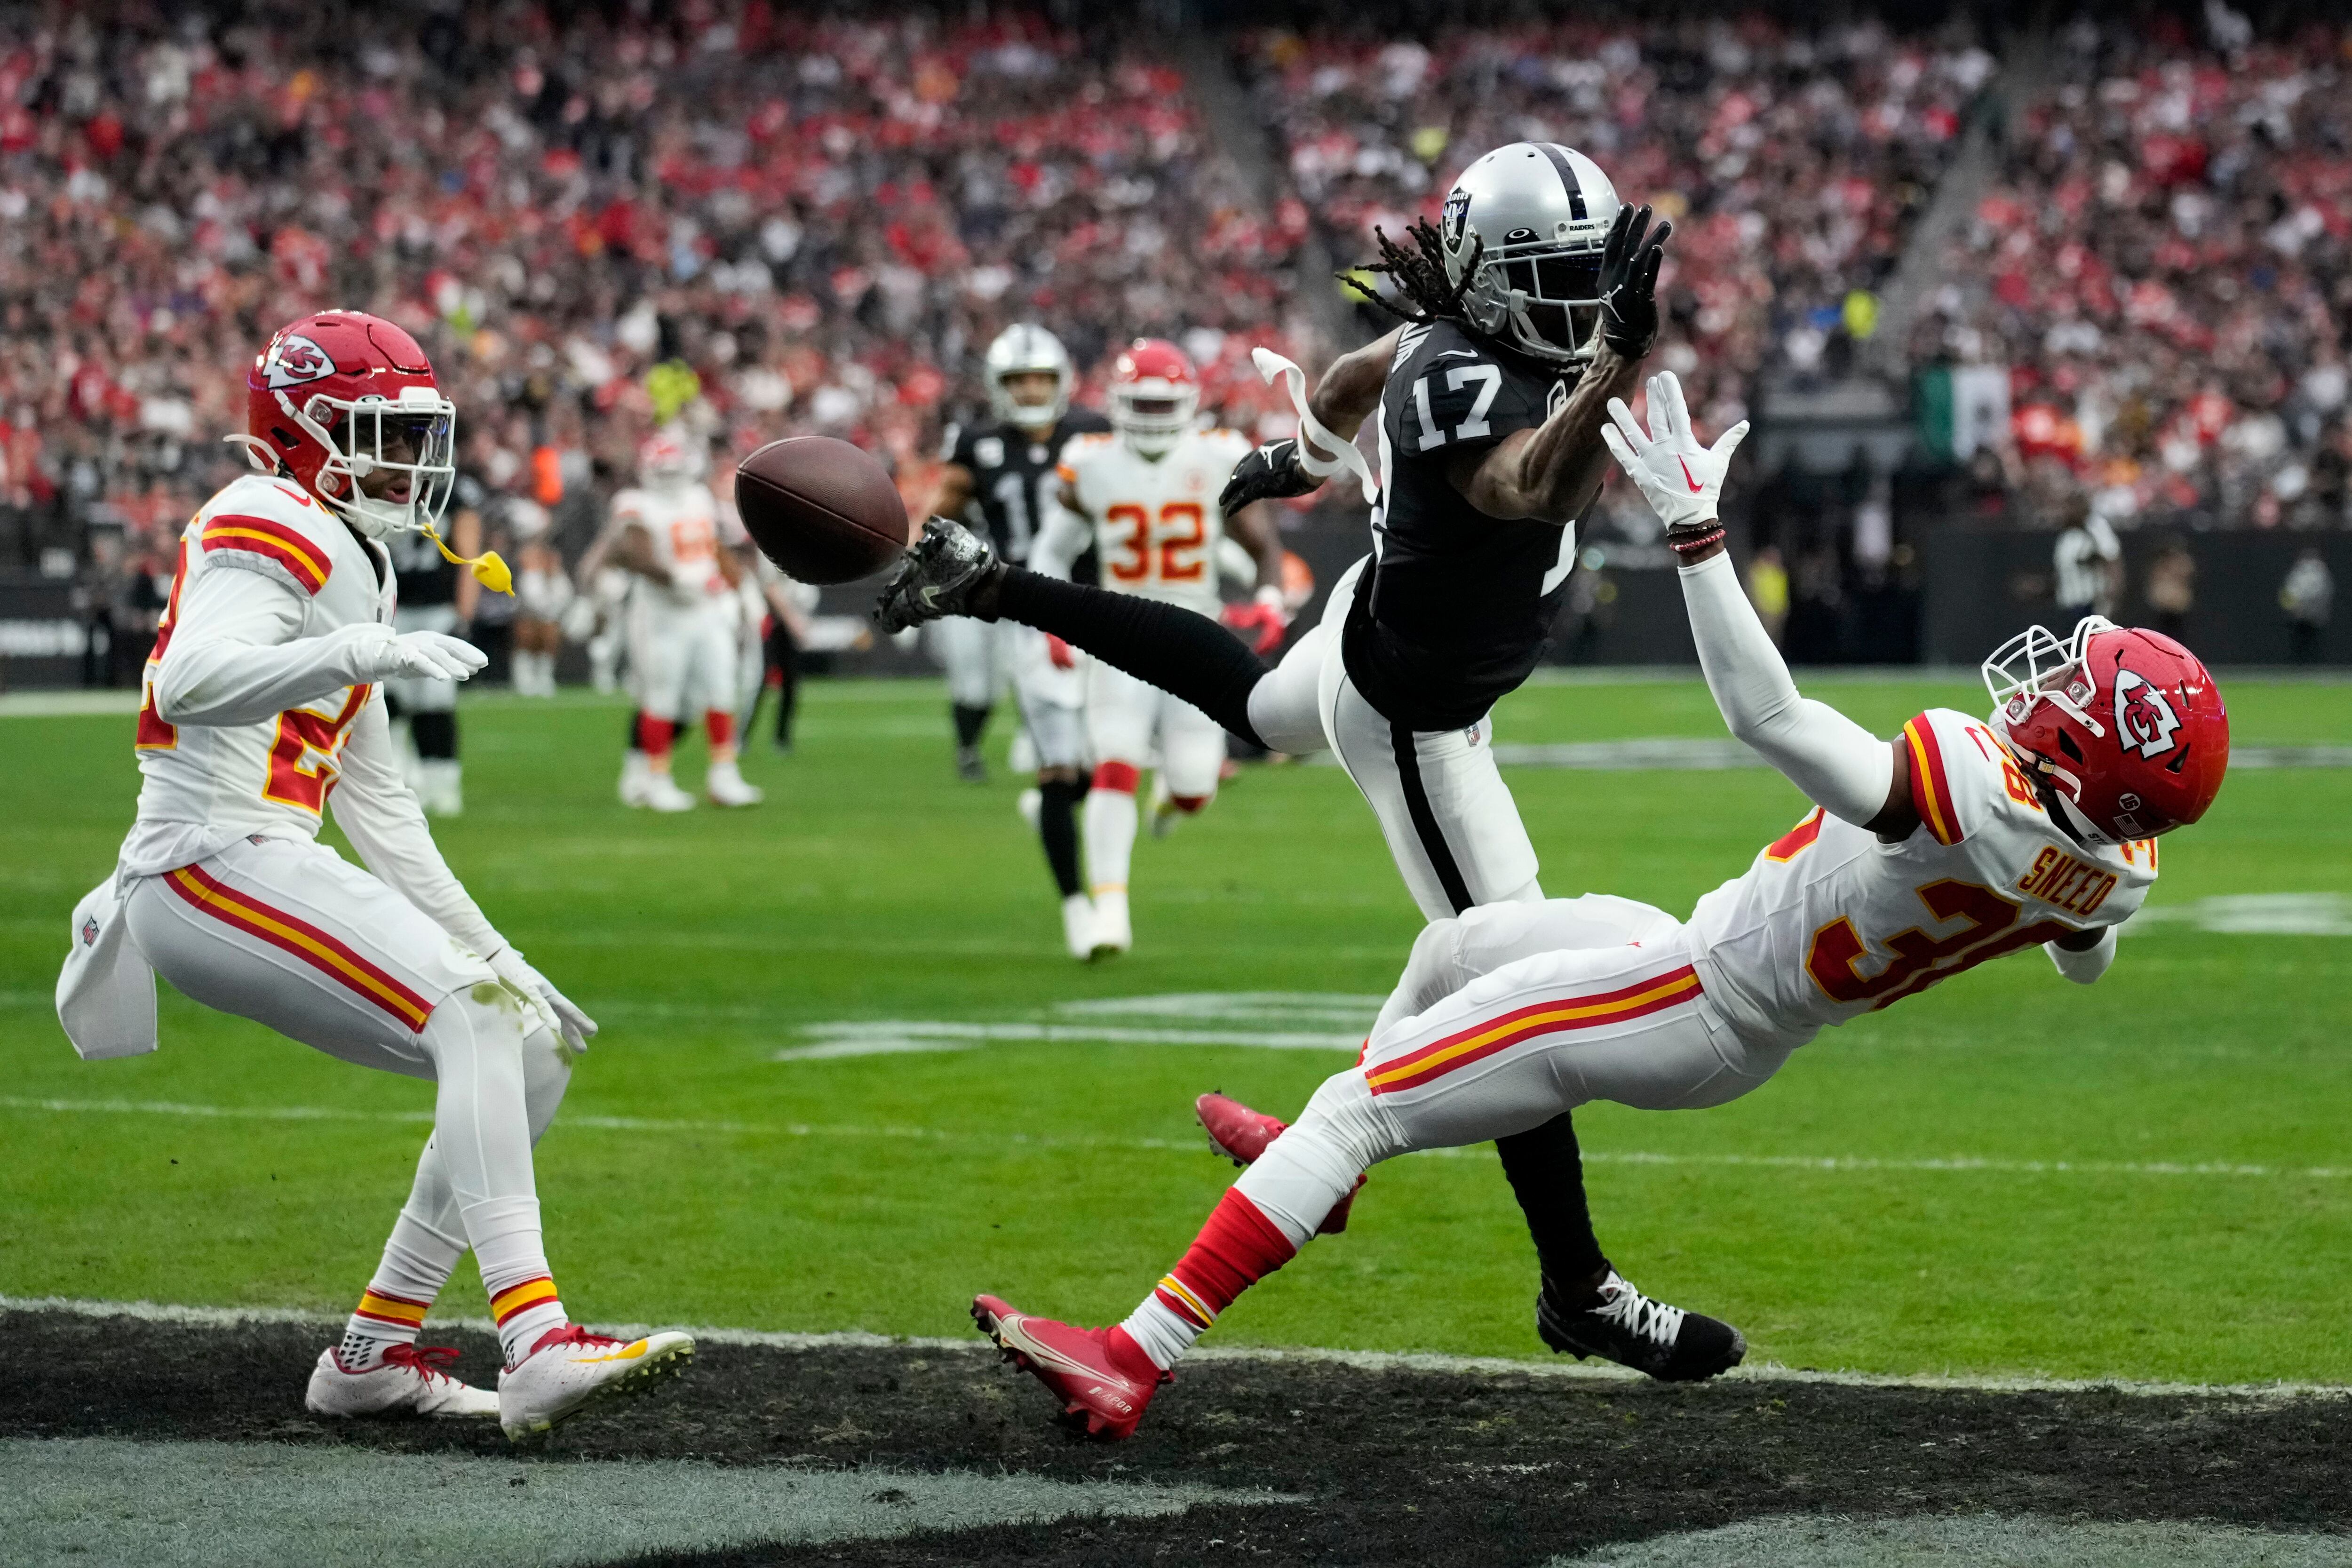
[1536,1269,1745,1382]
[954,744,987,783]
[874,519,1003,633]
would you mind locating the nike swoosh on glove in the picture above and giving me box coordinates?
[487,947,597,1054]
[1218,438,1321,513]
[1600,371,1749,534]
[350,626,489,684]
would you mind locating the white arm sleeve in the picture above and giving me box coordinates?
[154,568,396,727]
[330,690,506,959]
[2045,924,2116,985]
[1679,552,1894,827]
[1028,498,1090,582]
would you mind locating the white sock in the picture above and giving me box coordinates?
[1084,786,1137,892]
[1119,1296,1200,1371]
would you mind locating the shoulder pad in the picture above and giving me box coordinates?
[195,477,338,596]
[1904,708,2039,847]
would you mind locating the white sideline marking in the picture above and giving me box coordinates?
[2125,892,2352,937]
[2,1293,2344,1401]
[7,1095,2350,1181]
[779,989,1379,1059]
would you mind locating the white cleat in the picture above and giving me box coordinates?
[619,751,652,807]
[1090,888,1132,956]
[706,761,764,807]
[1062,893,1102,961]
[642,773,697,813]
[1017,788,1042,831]
[497,1324,696,1442]
[305,1345,500,1420]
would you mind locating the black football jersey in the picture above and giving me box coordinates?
[1344,320,1581,732]
[945,408,1112,570]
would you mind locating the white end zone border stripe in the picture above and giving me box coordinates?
[7,1096,2351,1180]
[1,1293,2341,1401]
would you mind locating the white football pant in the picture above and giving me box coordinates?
[122,836,569,1316]
[632,598,739,724]
[1245,557,1541,921]
[1232,897,1795,1249]
[1083,659,1226,895]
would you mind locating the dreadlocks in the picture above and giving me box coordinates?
[1343,219,1484,331]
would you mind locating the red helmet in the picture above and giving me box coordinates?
[1984,616,2229,843]
[242,310,457,539]
[1109,338,1199,454]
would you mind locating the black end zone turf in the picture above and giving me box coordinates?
[7,1308,2347,1567]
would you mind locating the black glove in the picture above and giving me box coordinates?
[1219,438,1322,513]
[1596,203,1671,359]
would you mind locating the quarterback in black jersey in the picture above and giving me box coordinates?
[929,324,1116,960]
[880,143,1745,1381]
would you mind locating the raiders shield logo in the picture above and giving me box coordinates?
[2113,668,2183,759]
[1441,188,1472,250]
[263,332,337,390]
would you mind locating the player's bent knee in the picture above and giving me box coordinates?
[521,1022,573,1144]
[1298,1068,1408,1171]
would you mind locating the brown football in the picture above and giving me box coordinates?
[733,436,910,584]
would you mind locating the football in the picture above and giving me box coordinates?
[734,436,910,584]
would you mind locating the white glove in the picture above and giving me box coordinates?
[1600,371,1750,534]
[486,947,598,1054]
[350,625,489,684]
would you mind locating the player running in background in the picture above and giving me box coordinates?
[965,371,2231,1439]
[381,460,483,814]
[931,325,1117,957]
[609,430,761,811]
[879,143,1731,1378]
[55,311,694,1440]
[1028,339,1285,956]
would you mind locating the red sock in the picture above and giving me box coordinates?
[636,713,678,759]
[704,708,735,749]
[1093,760,1139,795]
[1169,793,1210,813]
[1152,1189,1297,1330]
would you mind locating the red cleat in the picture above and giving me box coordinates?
[971,1294,1167,1441]
[1194,1092,1364,1234]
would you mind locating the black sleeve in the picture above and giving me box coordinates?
[995,568,1266,746]
[942,423,976,469]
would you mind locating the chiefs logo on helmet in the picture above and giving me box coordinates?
[263,332,337,390]
[2113,668,2183,759]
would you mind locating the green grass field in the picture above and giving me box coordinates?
[4,674,2348,1386]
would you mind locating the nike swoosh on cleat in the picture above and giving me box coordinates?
[1677,457,1704,494]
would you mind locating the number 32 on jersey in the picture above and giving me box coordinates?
[1103,501,1206,585]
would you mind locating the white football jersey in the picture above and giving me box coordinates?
[613,481,731,606]
[125,474,395,875]
[1058,427,1255,616]
[1688,707,2160,1048]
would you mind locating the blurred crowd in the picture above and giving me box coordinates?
[4,2,2349,685]
[1912,14,2352,534]
[1239,18,1992,451]
[0,1,1313,629]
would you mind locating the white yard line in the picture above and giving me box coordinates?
[7,1094,2349,1180]
[1,1292,2341,1400]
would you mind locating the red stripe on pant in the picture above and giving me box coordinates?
[164,862,435,1031]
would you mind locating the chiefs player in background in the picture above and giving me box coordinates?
[609,430,763,812]
[55,310,694,1441]
[966,372,2232,1439]
[1027,339,1286,957]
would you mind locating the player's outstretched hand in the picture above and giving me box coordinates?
[1600,372,1749,538]
[489,947,598,1055]
[1597,203,1671,359]
[1220,587,1290,656]
[355,627,489,685]
[1219,438,1322,514]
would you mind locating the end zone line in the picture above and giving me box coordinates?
[1,1293,2342,1402]
[5,1096,2348,1183]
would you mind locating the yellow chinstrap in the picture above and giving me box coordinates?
[417,521,513,595]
